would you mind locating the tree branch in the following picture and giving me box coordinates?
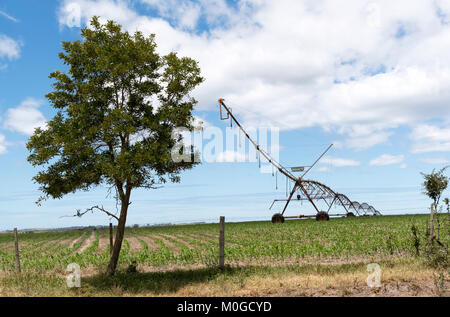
[60,205,119,221]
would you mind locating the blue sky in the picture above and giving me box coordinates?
[1,0,450,230]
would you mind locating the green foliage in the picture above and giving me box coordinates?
[424,243,449,269]
[421,167,449,210]
[26,16,204,203]
[433,271,447,296]
[411,224,420,256]
[423,210,449,269]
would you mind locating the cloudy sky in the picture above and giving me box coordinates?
[1,0,450,230]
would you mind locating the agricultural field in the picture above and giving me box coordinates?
[0,214,446,271]
[0,214,448,296]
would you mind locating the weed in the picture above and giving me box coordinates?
[411,224,421,256]
[433,271,447,296]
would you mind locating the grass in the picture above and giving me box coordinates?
[0,257,447,297]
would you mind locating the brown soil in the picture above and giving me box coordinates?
[184,232,241,246]
[97,233,109,254]
[69,232,85,250]
[32,240,54,251]
[34,238,65,252]
[77,231,95,253]
[222,271,450,297]
[126,237,143,253]
[0,242,16,252]
[176,279,449,297]
[159,234,194,249]
[193,232,218,240]
[182,233,215,243]
[53,238,75,249]
[137,236,160,251]
[150,234,180,254]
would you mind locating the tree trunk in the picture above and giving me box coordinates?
[106,188,131,276]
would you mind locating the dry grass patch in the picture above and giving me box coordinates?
[157,261,448,297]
[1,257,447,297]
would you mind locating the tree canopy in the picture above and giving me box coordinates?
[421,166,449,210]
[26,17,204,274]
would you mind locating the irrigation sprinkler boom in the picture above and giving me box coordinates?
[217,98,381,222]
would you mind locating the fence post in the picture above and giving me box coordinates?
[109,222,114,256]
[14,228,21,273]
[219,216,225,268]
[429,204,435,241]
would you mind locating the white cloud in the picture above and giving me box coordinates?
[411,124,450,142]
[58,0,139,28]
[419,157,449,164]
[314,166,331,173]
[410,124,450,153]
[0,134,7,154]
[0,34,21,60]
[4,98,47,135]
[321,156,360,167]
[411,142,450,153]
[56,0,450,150]
[0,10,19,23]
[215,150,247,163]
[140,0,202,30]
[332,141,344,149]
[369,154,405,166]
[343,130,393,151]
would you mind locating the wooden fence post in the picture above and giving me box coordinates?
[109,223,114,256]
[219,216,225,268]
[14,228,21,273]
[430,203,435,241]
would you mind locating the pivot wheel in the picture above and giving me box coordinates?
[315,211,330,221]
[271,213,285,223]
[346,212,355,217]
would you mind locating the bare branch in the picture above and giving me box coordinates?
[60,205,119,221]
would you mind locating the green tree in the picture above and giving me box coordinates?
[421,166,449,211]
[27,17,203,275]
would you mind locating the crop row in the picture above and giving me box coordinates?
[0,214,442,272]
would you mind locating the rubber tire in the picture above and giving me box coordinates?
[315,211,330,221]
[271,213,285,223]
[346,212,355,217]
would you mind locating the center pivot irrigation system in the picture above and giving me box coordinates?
[217,99,381,223]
